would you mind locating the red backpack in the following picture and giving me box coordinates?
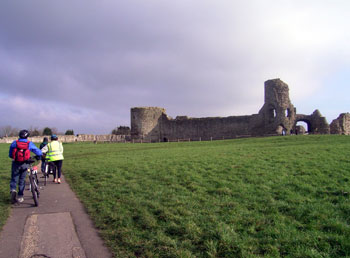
[12,140,31,162]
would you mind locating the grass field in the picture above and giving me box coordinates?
[1,135,350,257]
[0,143,12,230]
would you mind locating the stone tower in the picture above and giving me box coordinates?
[258,79,296,134]
[130,107,165,140]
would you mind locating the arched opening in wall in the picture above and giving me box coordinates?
[276,124,287,135]
[268,105,277,122]
[285,108,291,117]
[163,137,168,142]
[294,120,311,135]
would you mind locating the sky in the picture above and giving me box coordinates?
[0,0,349,134]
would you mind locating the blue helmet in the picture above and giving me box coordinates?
[51,134,58,140]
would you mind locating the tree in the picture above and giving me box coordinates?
[0,125,18,137]
[30,129,41,137]
[65,129,74,135]
[42,127,52,136]
[51,127,58,135]
[111,126,130,135]
[29,126,40,137]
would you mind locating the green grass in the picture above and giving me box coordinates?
[0,144,12,230]
[1,135,350,257]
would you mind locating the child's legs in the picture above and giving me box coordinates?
[18,170,27,196]
[10,162,27,196]
[10,162,20,192]
[41,160,46,173]
[50,163,57,179]
[54,160,63,178]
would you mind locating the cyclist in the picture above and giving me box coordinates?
[41,134,64,184]
[9,129,42,204]
[39,137,49,173]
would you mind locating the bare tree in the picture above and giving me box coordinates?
[51,127,58,135]
[29,126,41,136]
[0,125,19,137]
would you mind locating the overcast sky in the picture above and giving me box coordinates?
[1,0,349,134]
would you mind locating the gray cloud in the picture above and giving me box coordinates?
[1,0,349,133]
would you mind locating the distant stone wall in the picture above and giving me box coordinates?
[0,134,130,144]
[330,113,350,135]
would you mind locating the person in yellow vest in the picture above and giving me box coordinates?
[41,134,64,184]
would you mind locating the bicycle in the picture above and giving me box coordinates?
[27,157,40,206]
[42,160,55,186]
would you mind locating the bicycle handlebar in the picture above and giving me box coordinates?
[27,156,41,164]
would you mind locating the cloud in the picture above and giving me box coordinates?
[0,94,123,134]
[0,0,349,133]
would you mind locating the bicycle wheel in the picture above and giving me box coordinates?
[44,172,47,186]
[35,173,39,186]
[34,174,40,198]
[44,163,48,186]
[29,175,39,207]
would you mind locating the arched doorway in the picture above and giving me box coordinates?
[294,120,312,134]
[276,124,287,135]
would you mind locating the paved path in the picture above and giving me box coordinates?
[0,172,112,258]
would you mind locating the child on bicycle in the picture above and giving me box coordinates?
[9,130,42,203]
[39,137,48,173]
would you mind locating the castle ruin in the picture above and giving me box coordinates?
[330,113,350,135]
[1,79,347,145]
[131,79,332,141]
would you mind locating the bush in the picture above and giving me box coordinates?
[111,126,130,135]
[42,127,52,136]
[65,130,74,135]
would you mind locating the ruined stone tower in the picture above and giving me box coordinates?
[330,113,350,135]
[130,107,165,140]
[257,79,296,134]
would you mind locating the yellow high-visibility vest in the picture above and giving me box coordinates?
[47,141,64,161]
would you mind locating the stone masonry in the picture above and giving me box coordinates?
[131,79,332,141]
[330,113,350,135]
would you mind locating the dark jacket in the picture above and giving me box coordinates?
[40,142,48,150]
[40,141,48,161]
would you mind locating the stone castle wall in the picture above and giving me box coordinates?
[330,113,350,135]
[158,115,260,141]
[131,79,332,141]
